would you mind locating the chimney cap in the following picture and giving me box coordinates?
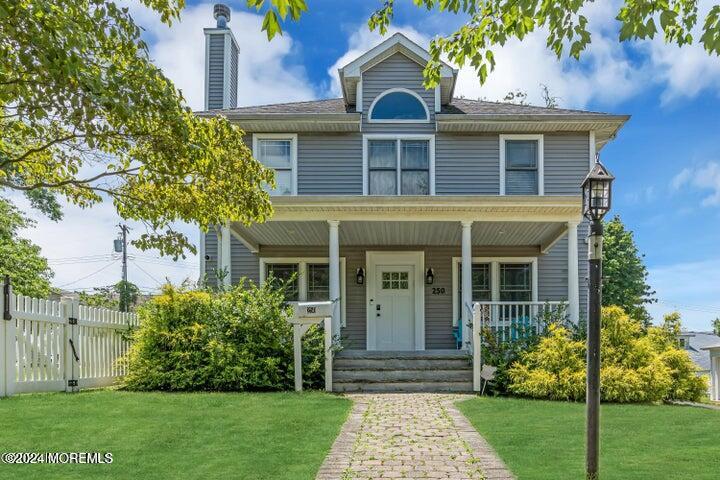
[213,4,231,27]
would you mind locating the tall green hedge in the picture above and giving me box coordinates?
[508,306,708,402]
[122,281,326,391]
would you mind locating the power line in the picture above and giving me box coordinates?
[129,260,164,287]
[57,260,119,288]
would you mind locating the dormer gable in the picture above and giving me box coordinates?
[338,33,457,110]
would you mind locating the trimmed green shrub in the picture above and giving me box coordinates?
[122,280,327,391]
[480,303,575,395]
[508,306,707,402]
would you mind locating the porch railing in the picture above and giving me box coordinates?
[470,301,567,391]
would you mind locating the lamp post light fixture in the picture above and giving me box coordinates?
[581,157,615,480]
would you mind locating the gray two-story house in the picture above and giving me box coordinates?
[198,8,628,391]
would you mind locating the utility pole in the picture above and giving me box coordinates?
[115,224,130,312]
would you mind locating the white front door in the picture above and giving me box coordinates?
[367,251,424,351]
[374,266,415,350]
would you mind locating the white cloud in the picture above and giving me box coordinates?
[326,2,644,108]
[640,1,720,104]
[672,162,720,206]
[647,258,720,331]
[326,25,431,98]
[130,2,315,110]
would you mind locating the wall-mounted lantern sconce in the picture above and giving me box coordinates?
[356,268,365,285]
[425,268,435,285]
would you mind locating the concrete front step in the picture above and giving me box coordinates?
[334,368,472,383]
[332,350,474,392]
[333,381,474,393]
[334,358,471,370]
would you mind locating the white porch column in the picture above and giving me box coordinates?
[328,220,341,337]
[220,223,232,288]
[461,221,473,349]
[567,221,580,323]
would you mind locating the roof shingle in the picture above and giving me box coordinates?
[201,97,616,117]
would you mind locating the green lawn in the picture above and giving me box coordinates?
[457,397,720,480]
[0,390,351,480]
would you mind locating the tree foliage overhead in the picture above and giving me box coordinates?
[602,215,656,325]
[1,0,274,258]
[258,1,720,87]
[0,199,53,297]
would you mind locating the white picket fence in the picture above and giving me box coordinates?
[1,284,139,396]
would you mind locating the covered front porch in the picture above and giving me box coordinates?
[217,196,584,354]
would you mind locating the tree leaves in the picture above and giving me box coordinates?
[1,0,273,258]
[249,0,308,39]
[363,0,720,87]
[0,198,53,297]
[602,215,657,326]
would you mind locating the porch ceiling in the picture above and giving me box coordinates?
[230,220,569,253]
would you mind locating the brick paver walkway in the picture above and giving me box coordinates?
[316,394,515,480]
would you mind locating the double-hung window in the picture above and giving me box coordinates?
[366,137,433,195]
[501,135,543,195]
[306,264,330,301]
[261,258,346,325]
[453,259,537,325]
[265,263,299,301]
[253,134,297,195]
[499,263,532,301]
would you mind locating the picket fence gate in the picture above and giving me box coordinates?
[1,279,139,396]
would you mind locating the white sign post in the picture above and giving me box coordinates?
[288,301,334,392]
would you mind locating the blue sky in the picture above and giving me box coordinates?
[16,0,720,330]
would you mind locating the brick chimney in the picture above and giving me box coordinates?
[204,4,239,110]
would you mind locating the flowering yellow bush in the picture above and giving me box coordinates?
[508,306,707,402]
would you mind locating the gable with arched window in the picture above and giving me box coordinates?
[368,88,429,122]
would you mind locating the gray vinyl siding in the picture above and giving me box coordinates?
[435,135,500,195]
[362,53,435,133]
[544,133,591,195]
[203,230,218,286]
[298,134,363,194]
[537,221,590,323]
[206,34,225,110]
[230,237,259,284]
[228,41,238,109]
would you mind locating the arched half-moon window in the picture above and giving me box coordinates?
[369,89,429,122]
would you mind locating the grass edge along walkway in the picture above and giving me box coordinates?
[456,396,720,480]
[0,389,352,480]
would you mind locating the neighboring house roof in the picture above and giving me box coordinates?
[680,331,720,372]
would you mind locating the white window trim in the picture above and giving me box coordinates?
[451,257,538,327]
[259,257,347,327]
[252,133,298,196]
[499,134,544,196]
[362,134,436,195]
[368,87,431,123]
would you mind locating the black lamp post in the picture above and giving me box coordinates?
[581,157,614,480]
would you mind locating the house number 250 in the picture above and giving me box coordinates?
[431,287,446,295]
